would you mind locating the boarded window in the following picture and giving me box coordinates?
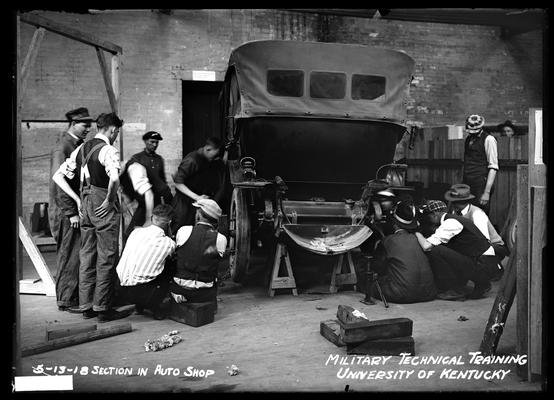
[309,72,346,99]
[352,74,386,101]
[267,70,304,97]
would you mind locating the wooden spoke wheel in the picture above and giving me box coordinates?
[228,188,251,283]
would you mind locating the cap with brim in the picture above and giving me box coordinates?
[143,131,163,141]
[444,184,475,202]
[192,198,222,220]
[66,107,93,122]
[392,202,418,230]
[426,200,447,213]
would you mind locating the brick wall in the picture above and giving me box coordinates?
[18,9,543,223]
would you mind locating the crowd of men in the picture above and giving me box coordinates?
[49,108,504,322]
[51,107,226,322]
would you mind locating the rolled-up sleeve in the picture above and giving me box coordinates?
[427,218,463,246]
[99,146,121,178]
[174,157,198,184]
[216,233,227,257]
[127,162,152,196]
[56,145,81,180]
[484,135,499,170]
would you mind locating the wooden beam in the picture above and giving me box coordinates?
[515,164,528,380]
[22,322,132,357]
[20,13,122,54]
[18,218,56,296]
[96,47,118,113]
[14,13,23,378]
[528,186,546,381]
[19,27,46,108]
[46,322,98,341]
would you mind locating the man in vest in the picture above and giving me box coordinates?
[414,200,498,300]
[170,199,227,306]
[462,114,499,215]
[121,131,173,241]
[370,200,437,304]
[49,107,92,311]
[52,112,132,322]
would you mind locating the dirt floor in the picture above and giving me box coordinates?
[16,248,543,393]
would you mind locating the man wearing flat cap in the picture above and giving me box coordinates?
[462,114,498,215]
[170,198,227,307]
[49,107,93,311]
[120,131,173,241]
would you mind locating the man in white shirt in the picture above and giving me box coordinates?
[414,200,498,300]
[170,199,227,306]
[116,204,176,320]
[120,131,173,241]
[446,183,509,264]
[53,112,131,322]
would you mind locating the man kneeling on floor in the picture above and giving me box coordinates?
[116,204,176,320]
[370,200,437,303]
[170,199,227,307]
[414,200,497,300]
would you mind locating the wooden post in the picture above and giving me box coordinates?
[515,164,528,379]
[526,108,545,382]
[111,54,125,254]
[19,27,46,108]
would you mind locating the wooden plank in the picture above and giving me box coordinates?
[19,280,49,295]
[46,323,98,341]
[96,48,118,113]
[479,246,517,355]
[528,108,543,165]
[20,13,122,54]
[515,164,528,379]
[347,336,415,356]
[18,217,55,296]
[320,320,346,347]
[169,302,216,327]
[528,186,546,381]
[338,318,413,344]
[19,27,46,106]
[336,305,371,326]
[21,322,132,357]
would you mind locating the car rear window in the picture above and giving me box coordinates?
[267,70,304,97]
[352,74,386,101]
[309,71,346,99]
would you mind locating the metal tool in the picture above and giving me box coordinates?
[360,254,389,308]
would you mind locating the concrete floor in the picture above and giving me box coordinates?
[16,248,543,393]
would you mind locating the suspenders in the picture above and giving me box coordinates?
[79,142,107,194]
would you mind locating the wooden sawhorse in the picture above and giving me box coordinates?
[269,242,298,297]
[329,251,357,293]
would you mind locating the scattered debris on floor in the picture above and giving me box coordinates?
[227,364,240,376]
[457,315,469,321]
[144,330,182,352]
[315,306,328,310]
[319,305,415,356]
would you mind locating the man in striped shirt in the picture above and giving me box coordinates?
[116,204,176,319]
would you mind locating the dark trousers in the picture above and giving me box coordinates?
[169,281,217,303]
[123,202,146,243]
[79,185,120,312]
[118,274,169,311]
[426,245,495,291]
[55,215,80,307]
[463,174,493,215]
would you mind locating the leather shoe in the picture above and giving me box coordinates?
[436,289,466,301]
[97,308,133,323]
[467,282,492,299]
[66,306,86,314]
[83,309,98,319]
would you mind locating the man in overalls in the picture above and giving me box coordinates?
[49,107,92,311]
[53,112,132,322]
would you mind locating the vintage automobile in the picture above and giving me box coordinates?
[221,40,416,283]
